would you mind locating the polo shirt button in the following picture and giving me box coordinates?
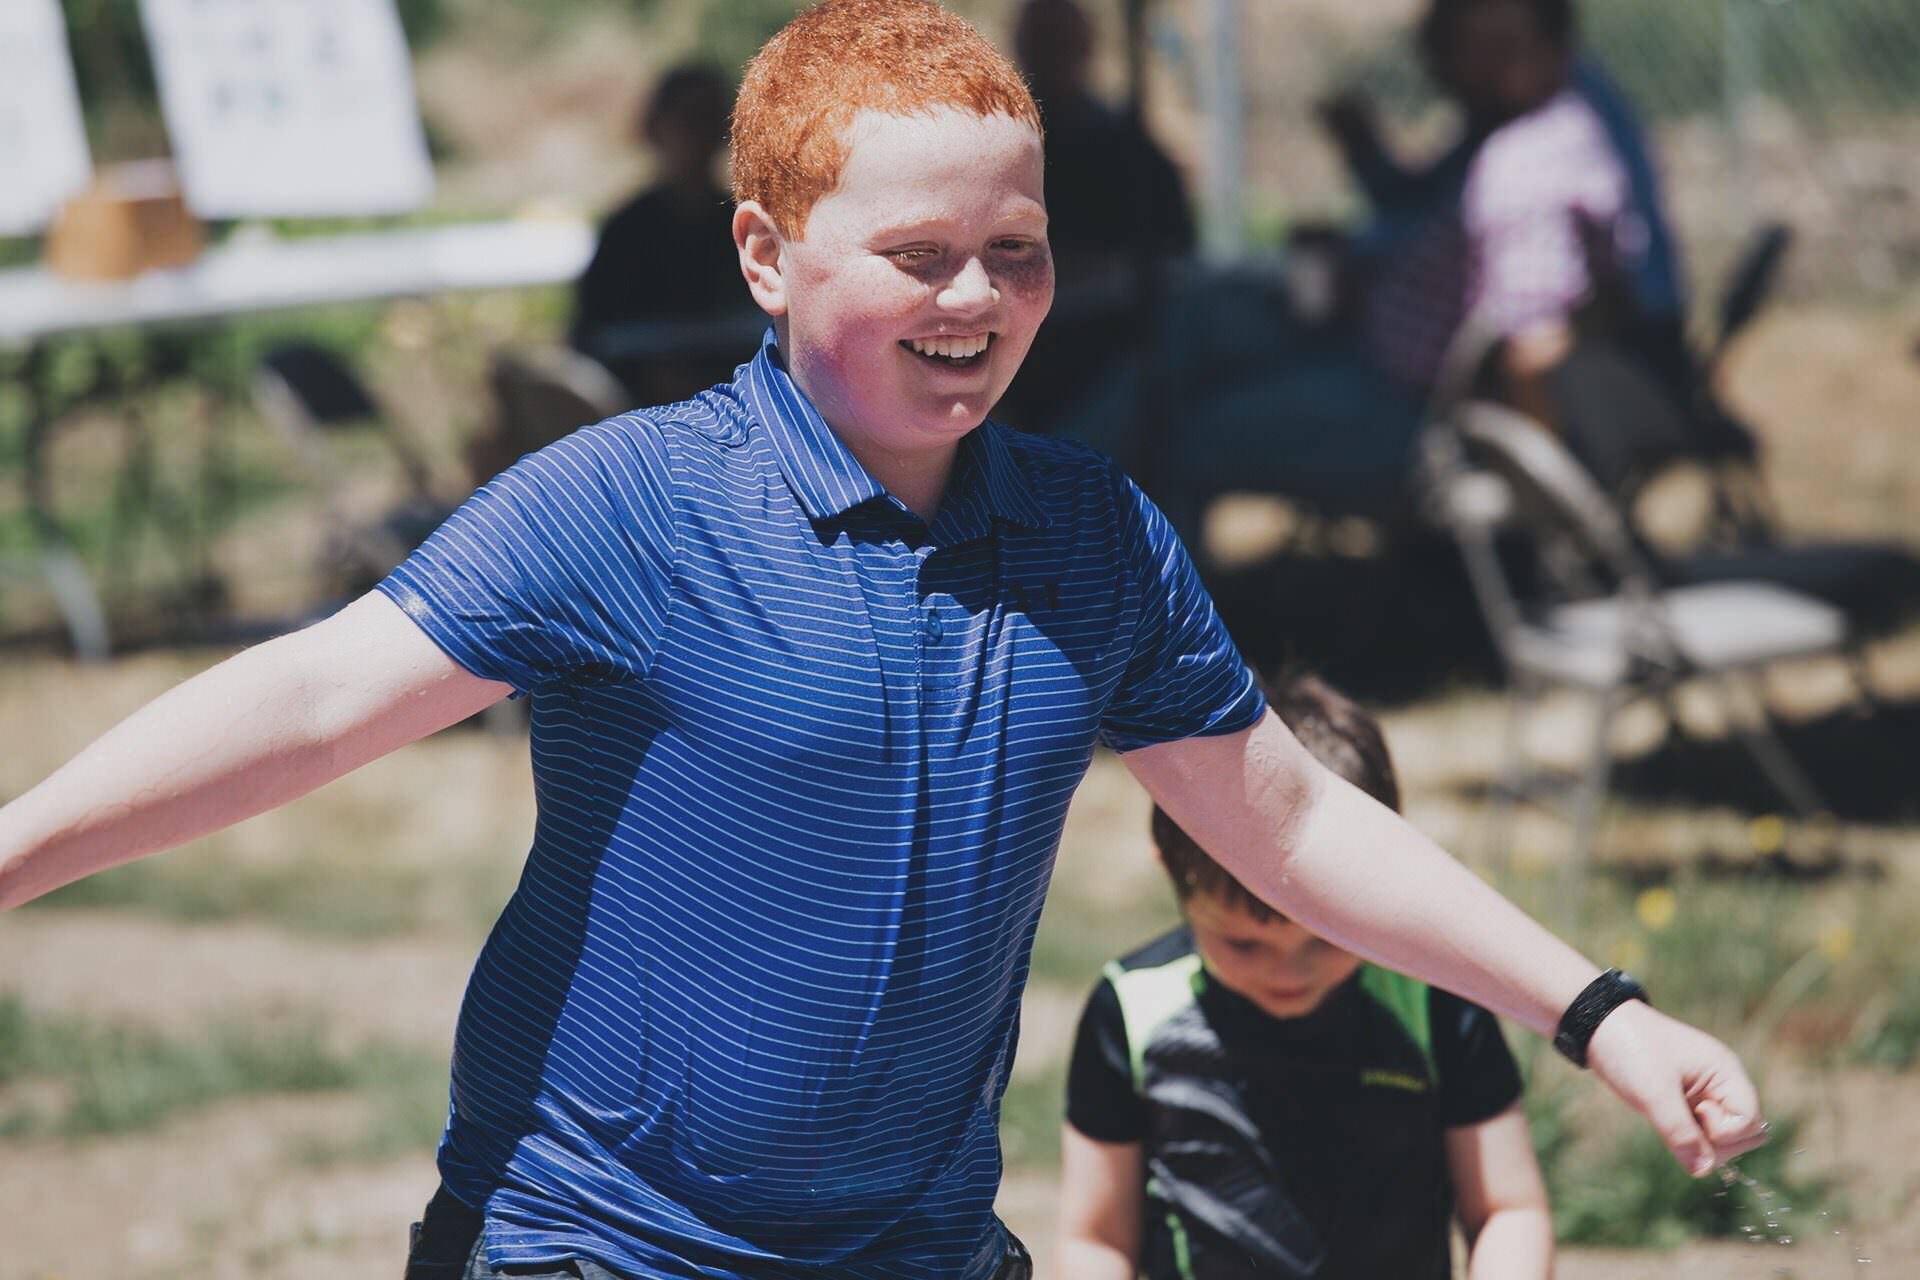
[923,611,944,642]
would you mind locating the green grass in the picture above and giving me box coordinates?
[0,995,446,1143]
[29,856,433,940]
[26,844,519,940]
[1027,884,1179,993]
[998,1066,1067,1173]
[1486,857,1913,1251]
[1586,880,1818,1032]
[1487,867,1911,1054]
[1852,965,1920,1072]
[286,1042,458,1166]
[1530,1071,1839,1248]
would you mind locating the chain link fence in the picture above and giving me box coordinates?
[1213,0,1920,303]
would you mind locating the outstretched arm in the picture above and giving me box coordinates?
[0,592,510,910]
[1123,710,1766,1175]
[1316,90,1465,213]
[1318,91,1410,203]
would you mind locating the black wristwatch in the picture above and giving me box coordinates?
[1553,969,1650,1068]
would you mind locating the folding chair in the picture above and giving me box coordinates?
[470,346,632,487]
[1552,220,1785,548]
[253,341,449,601]
[1421,399,1855,877]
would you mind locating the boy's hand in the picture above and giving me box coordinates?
[1585,1001,1767,1176]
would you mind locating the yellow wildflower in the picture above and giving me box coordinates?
[1818,923,1855,964]
[1635,886,1678,932]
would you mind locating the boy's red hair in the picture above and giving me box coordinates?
[731,0,1042,238]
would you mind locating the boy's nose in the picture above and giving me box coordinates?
[1273,939,1320,976]
[937,256,998,313]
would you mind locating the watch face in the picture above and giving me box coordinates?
[1608,973,1649,1005]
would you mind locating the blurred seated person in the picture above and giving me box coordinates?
[1029,0,1686,549]
[1323,0,1687,427]
[1011,0,1195,288]
[570,63,748,407]
[999,0,1197,427]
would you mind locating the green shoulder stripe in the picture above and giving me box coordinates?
[1358,965,1435,1082]
[1145,1176,1201,1280]
[1104,952,1204,1091]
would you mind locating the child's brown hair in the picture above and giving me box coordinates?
[1153,672,1401,922]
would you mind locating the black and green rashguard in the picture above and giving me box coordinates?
[1066,926,1523,1280]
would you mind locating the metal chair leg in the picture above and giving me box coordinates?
[1484,671,1538,870]
[1844,646,1881,716]
[1562,683,1621,918]
[36,540,111,662]
[24,391,113,661]
[1712,673,1825,819]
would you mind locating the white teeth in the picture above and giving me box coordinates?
[909,334,990,359]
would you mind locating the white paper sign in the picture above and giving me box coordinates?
[138,0,434,218]
[0,0,94,236]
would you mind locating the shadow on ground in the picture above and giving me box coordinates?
[1604,696,1920,826]
[1205,531,1504,704]
[1429,695,1920,889]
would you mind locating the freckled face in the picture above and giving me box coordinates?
[778,108,1053,467]
[1186,893,1364,1020]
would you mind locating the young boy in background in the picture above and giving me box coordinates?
[1061,673,1555,1279]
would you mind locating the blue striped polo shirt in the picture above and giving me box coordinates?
[377,332,1264,1279]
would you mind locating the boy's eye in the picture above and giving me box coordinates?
[885,247,939,263]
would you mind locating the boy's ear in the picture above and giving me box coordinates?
[734,201,789,318]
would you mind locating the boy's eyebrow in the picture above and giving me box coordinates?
[865,206,1049,243]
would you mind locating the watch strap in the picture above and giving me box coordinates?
[1553,968,1650,1068]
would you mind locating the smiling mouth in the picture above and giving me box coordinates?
[901,333,994,370]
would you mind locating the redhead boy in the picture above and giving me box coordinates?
[1062,674,1552,1278]
[2,3,1761,1278]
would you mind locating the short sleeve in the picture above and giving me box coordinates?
[1065,978,1147,1144]
[1098,469,1265,752]
[1429,988,1525,1128]
[376,417,678,697]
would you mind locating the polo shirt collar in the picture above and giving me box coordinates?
[740,329,1051,531]
[959,418,1051,531]
[741,330,886,521]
